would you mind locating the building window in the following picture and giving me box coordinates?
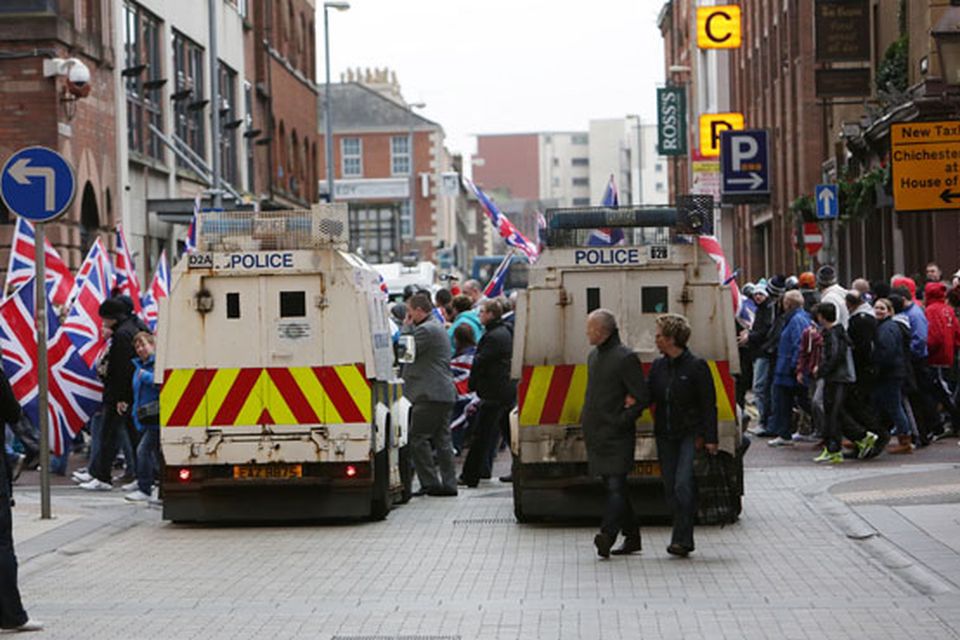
[391,135,410,175]
[173,30,205,165]
[655,163,664,172]
[572,158,589,166]
[572,197,590,206]
[400,199,413,239]
[218,62,238,188]
[342,137,361,177]
[552,158,559,167]
[123,2,163,160]
[571,134,588,145]
[655,182,665,191]
[572,177,589,187]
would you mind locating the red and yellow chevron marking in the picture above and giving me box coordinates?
[518,360,737,426]
[161,364,370,427]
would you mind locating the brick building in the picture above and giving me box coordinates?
[318,72,455,264]
[0,0,119,277]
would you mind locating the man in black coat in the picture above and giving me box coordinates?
[460,299,515,487]
[79,297,147,491]
[647,314,717,557]
[1,369,42,632]
[582,310,648,558]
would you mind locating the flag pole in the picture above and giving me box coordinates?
[483,248,516,298]
[34,223,51,519]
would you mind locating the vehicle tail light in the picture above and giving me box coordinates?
[345,464,357,478]
[178,468,192,482]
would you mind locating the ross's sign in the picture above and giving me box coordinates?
[697,5,742,49]
[815,184,839,219]
[815,0,870,63]
[815,68,872,98]
[0,146,77,223]
[699,113,744,158]
[890,121,960,212]
[656,87,687,156]
[720,130,770,202]
[803,222,824,256]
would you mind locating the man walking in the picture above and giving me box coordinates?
[401,293,458,497]
[582,310,648,559]
[647,314,717,558]
[1,368,43,632]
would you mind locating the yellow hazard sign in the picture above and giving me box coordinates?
[697,5,742,49]
[890,121,960,212]
[699,113,744,158]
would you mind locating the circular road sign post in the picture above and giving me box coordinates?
[1,146,77,520]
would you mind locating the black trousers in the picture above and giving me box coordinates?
[600,474,639,539]
[460,400,506,486]
[93,408,137,484]
[823,382,868,453]
[0,453,28,630]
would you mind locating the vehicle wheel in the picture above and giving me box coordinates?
[370,449,391,521]
[397,444,414,504]
[511,455,530,523]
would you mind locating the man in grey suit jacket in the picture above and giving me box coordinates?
[401,293,458,496]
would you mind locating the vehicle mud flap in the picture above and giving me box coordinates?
[370,448,391,521]
[397,444,413,504]
[511,454,532,523]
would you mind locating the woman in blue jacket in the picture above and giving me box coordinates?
[126,331,160,503]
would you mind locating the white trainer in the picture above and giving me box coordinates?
[124,490,150,503]
[121,480,139,492]
[2,619,44,632]
[78,478,113,491]
[71,470,92,483]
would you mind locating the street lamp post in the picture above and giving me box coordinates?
[406,102,425,258]
[323,1,350,203]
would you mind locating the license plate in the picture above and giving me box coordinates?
[632,462,661,477]
[232,464,303,480]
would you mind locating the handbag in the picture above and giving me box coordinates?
[136,400,160,424]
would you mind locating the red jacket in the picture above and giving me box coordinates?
[925,282,960,366]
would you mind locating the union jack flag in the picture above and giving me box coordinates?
[483,252,514,298]
[184,194,201,254]
[698,235,742,317]
[66,237,115,309]
[141,249,170,332]
[0,278,102,455]
[114,224,142,315]
[4,217,75,307]
[64,239,114,368]
[462,177,539,262]
[587,174,625,247]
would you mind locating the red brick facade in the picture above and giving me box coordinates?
[473,134,540,200]
[0,7,118,281]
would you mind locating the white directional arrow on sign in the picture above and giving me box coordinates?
[8,157,56,211]
[726,172,764,190]
[818,186,836,213]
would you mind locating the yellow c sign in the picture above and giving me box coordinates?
[699,113,744,157]
[697,5,742,49]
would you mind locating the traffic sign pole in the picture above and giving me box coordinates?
[34,224,51,520]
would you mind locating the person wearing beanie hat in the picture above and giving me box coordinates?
[798,272,816,290]
[739,280,777,436]
[78,297,149,492]
[817,265,849,329]
[785,275,799,291]
[766,275,786,299]
[798,271,821,313]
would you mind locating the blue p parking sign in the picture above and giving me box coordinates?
[1,146,77,222]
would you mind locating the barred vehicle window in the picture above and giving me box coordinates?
[123,2,163,160]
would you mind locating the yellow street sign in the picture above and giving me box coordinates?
[699,113,744,157]
[697,5,742,49]
[891,121,960,212]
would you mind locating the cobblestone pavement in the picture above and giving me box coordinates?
[10,461,960,640]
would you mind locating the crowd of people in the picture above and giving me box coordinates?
[736,263,960,462]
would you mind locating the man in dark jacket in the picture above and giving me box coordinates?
[79,297,144,491]
[460,299,515,487]
[401,293,458,496]
[647,314,717,557]
[1,369,42,632]
[582,310,648,559]
[844,291,882,449]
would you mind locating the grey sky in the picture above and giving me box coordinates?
[318,0,666,158]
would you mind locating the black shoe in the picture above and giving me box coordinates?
[411,488,430,497]
[666,543,693,557]
[611,535,642,555]
[426,488,458,497]
[594,532,615,559]
[457,478,478,488]
[499,474,512,483]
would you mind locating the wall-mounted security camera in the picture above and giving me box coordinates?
[42,57,92,98]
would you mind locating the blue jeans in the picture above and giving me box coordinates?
[751,357,772,429]
[657,434,697,549]
[771,384,799,440]
[873,378,910,436]
[135,428,159,495]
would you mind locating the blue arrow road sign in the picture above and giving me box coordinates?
[815,184,839,219]
[720,129,770,198]
[0,146,76,223]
